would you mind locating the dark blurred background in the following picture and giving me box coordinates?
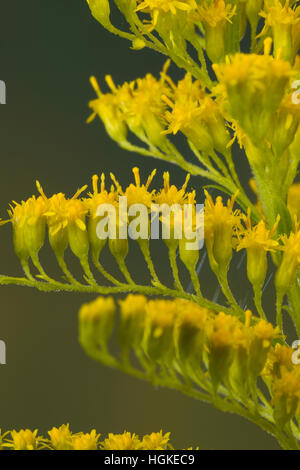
[0,0,280,449]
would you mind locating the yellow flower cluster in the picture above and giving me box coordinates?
[0,425,176,450]
[2,169,199,287]
[213,48,294,147]
[87,0,290,68]
[88,64,230,156]
[78,293,300,425]
[263,343,300,425]
[3,168,300,324]
[92,63,300,181]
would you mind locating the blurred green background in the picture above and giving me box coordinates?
[0,0,280,449]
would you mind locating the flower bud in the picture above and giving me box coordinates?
[174,300,208,369]
[275,252,298,296]
[118,295,147,352]
[86,0,111,28]
[272,368,300,426]
[178,236,199,272]
[207,313,239,391]
[142,300,177,366]
[79,296,116,352]
[65,200,89,262]
[8,196,47,269]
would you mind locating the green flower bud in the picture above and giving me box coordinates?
[79,296,116,352]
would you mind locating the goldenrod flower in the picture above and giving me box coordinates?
[86,173,117,214]
[141,430,171,450]
[174,300,209,365]
[163,74,229,153]
[272,367,300,424]
[275,221,300,295]
[118,294,147,352]
[89,65,170,149]
[213,50,293,144]
[86,0,111,28]
[260,0,300,62]
[48,424,73,450]
[136,0,197,29]
[37,182,88,258]
[154,172,193,257]
[207,312,240,389]
[111,167,156,209]
[245,0,264,26]
[72,430,100,450]
[88,76,128,144]
[155,171,191,207]
[266,92,300,159]
[237,211,280,288]
[189,0,236,63]
[204,191,240,272]
[79,296,116,351]
[163,82,214,153]
[85,173,117,263]
[287,182,300,221]
[248,320,281,380]
[101,431,141,450]
[143,299,178,364]
[8,429,41,450]
[8,194,48,271]
[262,343,294,380]
[0,426,182,450]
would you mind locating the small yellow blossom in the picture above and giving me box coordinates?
[136,0,197,30]
[111,167,156,209]
[213,51,293,144]
[9,429,41,450]
[118,295,147,351]
[262,343,294,379]
[260,0,300,62]
[8,194,48,266]
[88,76,128,144]
[141,430,171,450]
[37,182,88,260]
[89,65,171,149]
[72,430,100,450]
[272,367,300,424]
[101,431,141,450]
[155,172,191,206]
[204,190,241,272]
[174,300,210,364]
[79,296,116,351]
[163,74,229,152]
[267,92,300,159]
[48,424,73,450]
[287,182,300,221]
[143,299,178,363]
[237,211,280,288]
[207,312,241,388]
[189,0,236,63]
[275,220,300,295]
[85,173,117,262]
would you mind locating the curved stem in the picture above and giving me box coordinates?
[56,254,81,286]
[253,285,267,320]
[92,255,123,286]
[168,246,183,291]
[0,274,235,314]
